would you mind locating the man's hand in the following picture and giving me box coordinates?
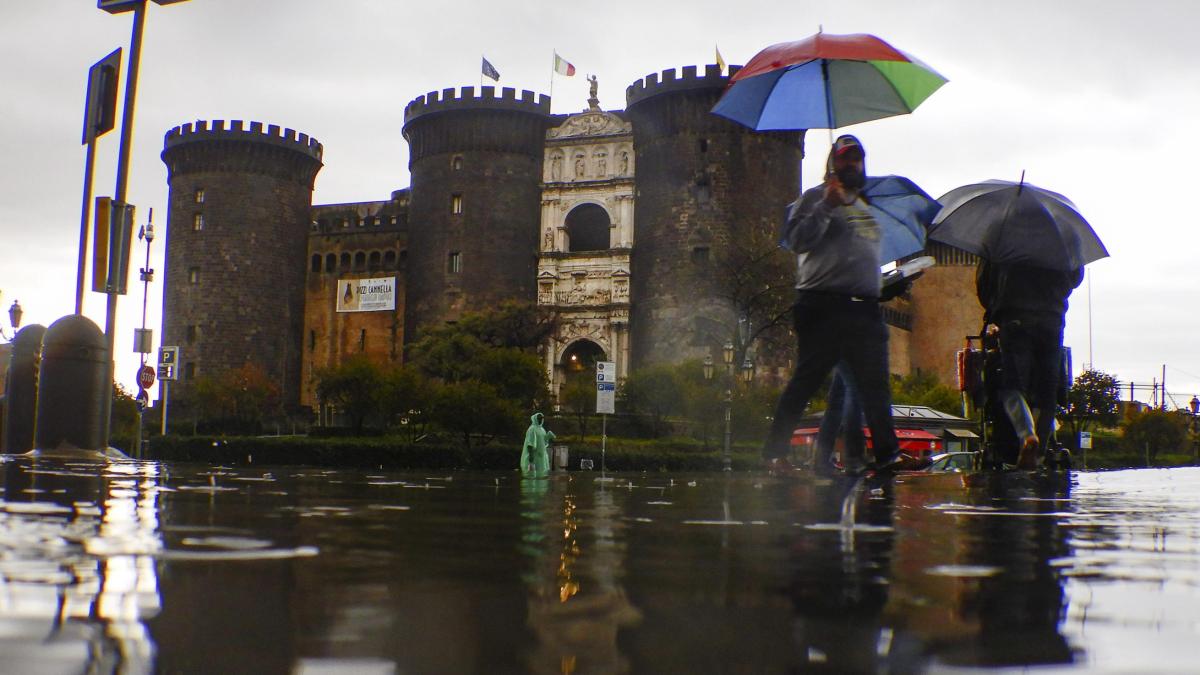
[823,174,848,206]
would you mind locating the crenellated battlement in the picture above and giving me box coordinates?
[626,64,742,108]
[403,86,550,124]
[163,119,323,161]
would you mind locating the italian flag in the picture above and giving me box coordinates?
[553,51,576,76]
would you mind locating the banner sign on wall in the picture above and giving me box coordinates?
[336,277,396,312]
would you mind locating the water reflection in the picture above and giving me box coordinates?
[519,475,641,674]
[926,472,1076,668]
[786,476,909,672]
[1,458,1199,672]
[0,456,163,673]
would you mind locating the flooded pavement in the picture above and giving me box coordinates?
[1,455,1198,674]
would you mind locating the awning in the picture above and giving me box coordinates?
[944,428,980,439]
[793,427,940,440]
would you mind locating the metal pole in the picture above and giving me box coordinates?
[103,2,148,446]
[722,389,732,471]
[601,413,607,475]
[76,138,98,315]
[133,209,153,459]
[161,380,169,435]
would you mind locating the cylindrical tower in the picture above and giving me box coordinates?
[160,120,323,412]
[908,242,985,387]
[625,65,802,368]
[401,86,551,342]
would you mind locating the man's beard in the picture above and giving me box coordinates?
[835,166,866,190]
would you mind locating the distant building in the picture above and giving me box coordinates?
[159,64,982,421]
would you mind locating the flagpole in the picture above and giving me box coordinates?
[548,50,555,113]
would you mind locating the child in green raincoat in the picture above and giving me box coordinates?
[520,412,555,476]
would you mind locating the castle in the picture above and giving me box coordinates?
[159,64,982,418]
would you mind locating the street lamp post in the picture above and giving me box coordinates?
[133,215,154,458]
[704,343,755,471]
[4,301,22,340]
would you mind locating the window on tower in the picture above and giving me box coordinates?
[194,188,205,203]
[448,251,462,274]
[193,213,204,231]
[451,194,463,214]
[188,267,200,284]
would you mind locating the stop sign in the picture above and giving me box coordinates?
[137,364,156,389]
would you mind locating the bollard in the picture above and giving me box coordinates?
[34,315,109,453]
[2,324,47,454]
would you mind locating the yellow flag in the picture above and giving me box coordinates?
[715,45,727,74]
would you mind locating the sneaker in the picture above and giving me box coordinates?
[1017,435,1040,470]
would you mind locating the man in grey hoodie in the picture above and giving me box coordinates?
[764,135,908,475]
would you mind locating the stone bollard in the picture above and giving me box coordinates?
[34,315,109,453]
[2,324,47,454]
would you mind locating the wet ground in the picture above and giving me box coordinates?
[0,455,1198,674]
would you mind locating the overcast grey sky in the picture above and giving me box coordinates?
[2,0,1198,405]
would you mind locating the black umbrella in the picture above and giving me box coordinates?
[928,179,1109,270]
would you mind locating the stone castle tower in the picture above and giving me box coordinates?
[160,120,323,407]
[401,87,552,339]
[625,65,802,366]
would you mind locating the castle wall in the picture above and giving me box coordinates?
[908,243,985,387]
[160,120,322,411]
[301,196,409,411]
[625,65,802,368]
[401,87,551,341]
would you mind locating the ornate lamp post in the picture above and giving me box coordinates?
[1,299,23,341]
[704,343,755,471]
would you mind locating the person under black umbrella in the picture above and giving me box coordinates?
[930,178,1104,469]
[977,261,1082,469]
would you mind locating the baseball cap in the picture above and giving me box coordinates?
[832,134,864,157]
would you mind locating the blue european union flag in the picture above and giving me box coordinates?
[481,56,500,82]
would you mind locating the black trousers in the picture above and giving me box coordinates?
[765,292,898,462]
[994,312,1065,456]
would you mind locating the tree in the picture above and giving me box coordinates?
[430,381,522,447]
[380,366,433,441]
[315,356,385,433]
[1121,408,1187,464]
[190,363,281,434]
[1061,369,1121,447]
[411,300,555,352]
[687,219,796,372]
[559,376,596,440]
[110,384,139,441]
[405,304,550,443]
[675,359,724,447]
[891,370,963,416]
[619,364,684,437]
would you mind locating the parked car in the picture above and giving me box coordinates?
[926,451,978,472]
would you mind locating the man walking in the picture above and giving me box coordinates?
[764,135,911,475]
[977,261,1082,469]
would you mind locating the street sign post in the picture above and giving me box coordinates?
[596,361,616,473]
[158,346,179,435]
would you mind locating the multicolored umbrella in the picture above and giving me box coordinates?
[712,32,947,131]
